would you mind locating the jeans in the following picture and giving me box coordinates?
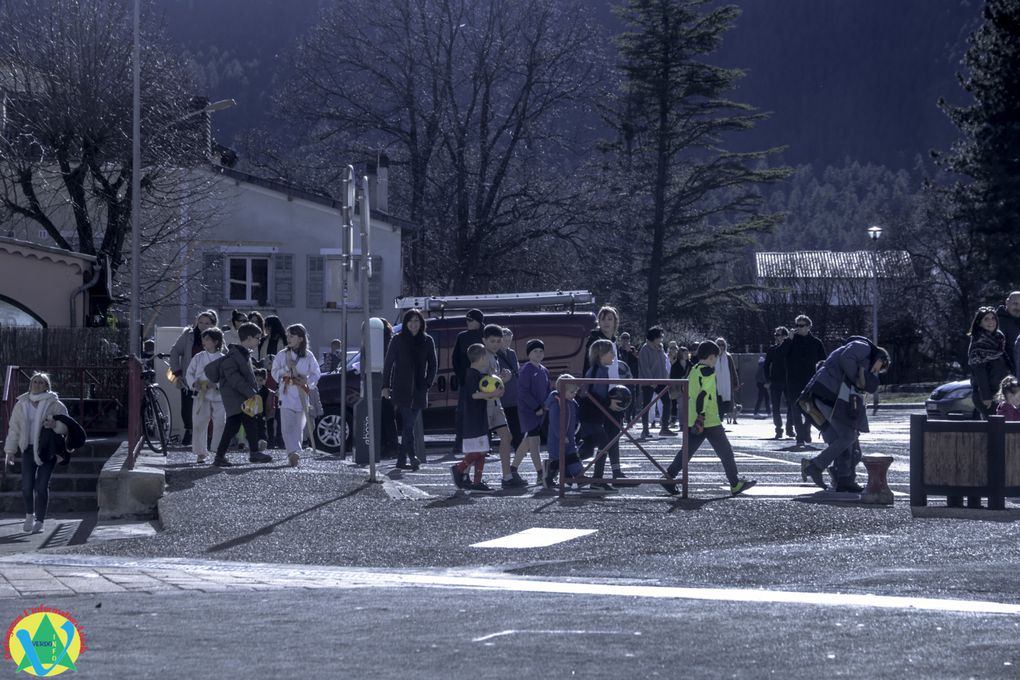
[808,417,859,480]
[21,446,57,521]
[398,405,422,466]
[667,425,740,487]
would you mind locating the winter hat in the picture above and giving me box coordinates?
[526,339,545,356]
[466,309,485,325]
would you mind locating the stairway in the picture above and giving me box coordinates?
[0,438,122,513]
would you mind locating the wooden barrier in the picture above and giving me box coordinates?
[910,414,1020,510]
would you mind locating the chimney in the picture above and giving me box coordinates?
[366,153,389,214]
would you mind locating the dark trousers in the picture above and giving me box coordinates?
[397,405,422,466]
[667,425,740,487]
[641,386,671,432]
[503,406,523,450]
[788,387,811,442]
[769,383,791,434]
[21,447,57,521]
[180,389,193,432]
[216,413,259,457]
[578,420,620,478]
[754,383,770,414]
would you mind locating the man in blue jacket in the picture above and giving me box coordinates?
[798,336,890,492]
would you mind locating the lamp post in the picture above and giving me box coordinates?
[867,225,882,346]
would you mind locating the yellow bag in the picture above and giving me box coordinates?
[242,394,264,417]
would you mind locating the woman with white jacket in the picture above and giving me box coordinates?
[271,324,321,467]
[3,373,69,534]
[185,328,227,463]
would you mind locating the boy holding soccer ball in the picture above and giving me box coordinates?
[482,324,527,489]
[451,344,504,491]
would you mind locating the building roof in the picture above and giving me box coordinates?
[756,250,912,279]
[210,165,417,231]
[0,235,97,272]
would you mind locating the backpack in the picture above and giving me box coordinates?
[203,354,228,384]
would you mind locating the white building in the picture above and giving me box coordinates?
[159,161,411,358]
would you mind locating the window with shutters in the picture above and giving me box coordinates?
[227,255,270,306]
[324,256,382,310]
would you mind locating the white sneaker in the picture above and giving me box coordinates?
[23,515,33,533]
[31,520,44,534]
[287,451,300,467]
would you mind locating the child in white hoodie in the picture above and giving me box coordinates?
[186,328,227,463]
[271,323,321,467]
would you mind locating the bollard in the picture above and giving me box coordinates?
[860,454,894,505]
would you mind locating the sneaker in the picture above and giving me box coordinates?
[249,452,273,464]
[510,466,525,484]
[501,476,528,489]
[181,430,192,447]
[660,469,680,495]
[258,439,268,452]
[612,469,628,480]
[835,480,864,493]
[589,477,615,491]
[450,465,467,489]
[774,432,784,440]
[469,481,494,492]
[730,479,757,496]
[287,451,300,467]
[31,520,44,534]
[213,456,233,467]
[409,459,421,472]
[641,429,651,438]
[197,453,207,464]
[800,458,826,489]
[659,428,676,437]
[23,514,33,533]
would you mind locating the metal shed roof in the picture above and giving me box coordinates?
[756,250,912,279]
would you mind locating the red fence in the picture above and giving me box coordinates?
[556,377,690,498]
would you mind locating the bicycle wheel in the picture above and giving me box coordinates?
[142,387,171,454]
[150,385,173,440]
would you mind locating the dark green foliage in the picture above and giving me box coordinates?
[602,0,789,329]
[935,0,1020,294]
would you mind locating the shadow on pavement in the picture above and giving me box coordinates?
[424,493,476,509]
[665,496,727,512]
[205,482,372,553]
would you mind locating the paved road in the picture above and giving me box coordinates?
[0,412,1017,678]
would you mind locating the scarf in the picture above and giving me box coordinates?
[968,330,1005,366]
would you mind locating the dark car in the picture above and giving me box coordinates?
[314,309,597,454]
[925,380,978,420]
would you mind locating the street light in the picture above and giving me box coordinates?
[868,225,882,346]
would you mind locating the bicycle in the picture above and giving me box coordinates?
[116,353,173,454]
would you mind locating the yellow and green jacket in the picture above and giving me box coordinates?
[688,363,721,428]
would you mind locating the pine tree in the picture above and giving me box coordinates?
[936,0,1020,293]
[604,0,788,328]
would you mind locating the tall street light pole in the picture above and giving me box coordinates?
[868,224,883,346]
[130,0,141,357]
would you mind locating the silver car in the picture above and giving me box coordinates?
[925,380,978,419]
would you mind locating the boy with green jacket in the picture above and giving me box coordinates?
[663,340,756,496]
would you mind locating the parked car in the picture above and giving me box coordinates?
[314,307,597,454]
[925,380,978,420]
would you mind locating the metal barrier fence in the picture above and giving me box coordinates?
[556,377,690,498]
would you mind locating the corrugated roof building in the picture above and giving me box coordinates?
[756,250,912,280]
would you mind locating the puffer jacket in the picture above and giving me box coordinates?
[217,344,258,416]
[3,391,69,465]
[802,337,881,433]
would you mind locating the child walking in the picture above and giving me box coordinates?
[185,328,226,464]
[663,340,756,496]
[512,339,549,485]
[212,322,273,467]
[544,375,586,489]
[451,344,500,491]
[271,323,322,467]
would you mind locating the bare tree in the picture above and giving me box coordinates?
[279,0,606,294]
[0,0,224,322]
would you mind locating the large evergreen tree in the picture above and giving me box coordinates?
[604,0,788,329]
[936,0,1020,293]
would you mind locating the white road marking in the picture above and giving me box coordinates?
[470,528,597,549]
[2,554,1017,615]
[472,629,630,642]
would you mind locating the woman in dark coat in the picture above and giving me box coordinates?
[968,306,1011,419]
[382,309,438,470]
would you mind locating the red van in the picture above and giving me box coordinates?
[315,291,597,453]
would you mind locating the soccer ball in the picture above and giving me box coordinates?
[479,375,504,394]
[607,384,632,410]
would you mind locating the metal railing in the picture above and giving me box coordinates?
[556,377,690,499]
